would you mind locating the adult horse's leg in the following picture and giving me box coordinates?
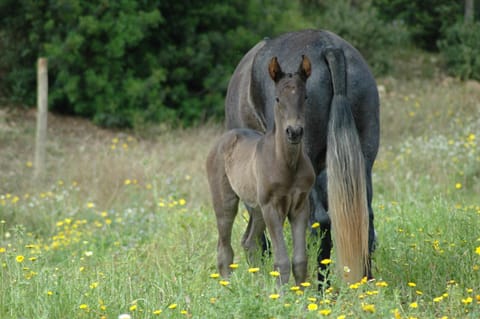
[365,165,376,278]
[317,223,332,284]
[310,171,332,284]
[241,206,267,265]
[262,205,290,285]
[289,200,310,285]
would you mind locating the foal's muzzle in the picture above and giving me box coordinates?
[286,126,304,144]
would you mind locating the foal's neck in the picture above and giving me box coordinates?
[270,124,303,170]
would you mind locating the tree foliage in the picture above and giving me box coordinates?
[372,0,463,51]
[0,1,477,128]
[438,21,480,81]
[0,0,281,127]
[301,0,408,75]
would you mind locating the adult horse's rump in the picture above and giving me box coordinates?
[225,30,380,283]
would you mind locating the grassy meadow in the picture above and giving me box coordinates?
[1,53,479,318]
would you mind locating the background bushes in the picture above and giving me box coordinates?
[0,0,477,128]
[372,0,463,51]
[438,21,480,81]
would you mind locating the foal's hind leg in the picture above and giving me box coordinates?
[213,183,238,277]
[207,153,239,278]
[244,204,270,255]
[213,186,239,277]
[241,206,267,266]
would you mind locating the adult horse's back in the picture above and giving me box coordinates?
[225,30,380,283]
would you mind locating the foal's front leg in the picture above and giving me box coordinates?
[289,199,309,285]
[262,204,290,285]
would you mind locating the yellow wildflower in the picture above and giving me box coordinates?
[362,303,375,313]
[307,303,318,311]
[318,308,331,316]
[349,283,360,289]
[269,294,280,300]
[320,259,332,265]
[393,308,401,319]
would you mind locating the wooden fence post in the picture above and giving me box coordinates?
[34,58,48,180]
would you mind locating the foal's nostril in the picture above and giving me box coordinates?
[286,126,304,142]
[286,127,292,137]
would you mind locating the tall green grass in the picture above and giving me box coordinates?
[1,69,479,318]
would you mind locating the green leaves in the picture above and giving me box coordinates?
[0,1,261,128]
[439,21,480,81]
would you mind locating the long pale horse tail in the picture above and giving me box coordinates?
[325,48,369,283]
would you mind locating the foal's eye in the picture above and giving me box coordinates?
[276,97,279,103]
[305,96,308,100]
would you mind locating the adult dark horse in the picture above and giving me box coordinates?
[225,30,379,284]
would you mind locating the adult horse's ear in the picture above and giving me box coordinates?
[269,57,283,82]
[299,55,312,81]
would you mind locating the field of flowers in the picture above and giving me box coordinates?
[1,67,479,318]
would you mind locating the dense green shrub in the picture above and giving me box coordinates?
[438,21,480,81]
[304,0,409,75]
[0,1,305,128]
[372,0,462,51]
[0,1,165,126]
[0,1,413,127]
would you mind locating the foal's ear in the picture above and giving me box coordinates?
[268,57,283,82]
[298,55,312,80]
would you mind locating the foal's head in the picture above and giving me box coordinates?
[268,55,311,145]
